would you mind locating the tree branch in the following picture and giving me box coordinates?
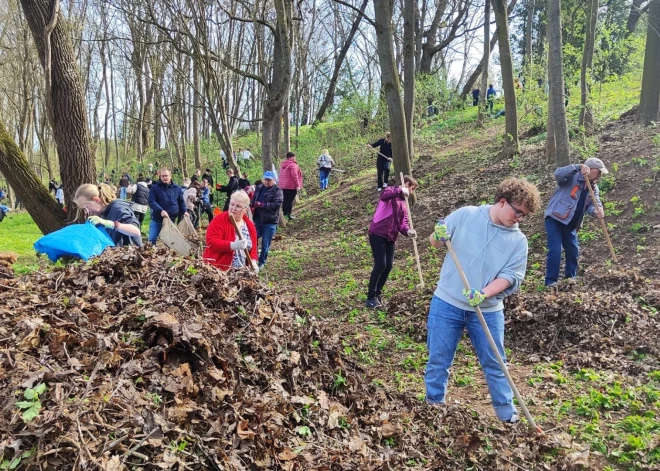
[330,0,376,27]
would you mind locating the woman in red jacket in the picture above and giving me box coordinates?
[204,191,259,272]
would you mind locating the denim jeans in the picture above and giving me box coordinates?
[319,168,330,190]
[148,219,162,244]
[120,187,128,200]
[255,222,277,266]
[425,296,516,421]
[544,217,579,286]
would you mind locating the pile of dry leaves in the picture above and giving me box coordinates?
[507,266,660,372]
[0,247,576,470]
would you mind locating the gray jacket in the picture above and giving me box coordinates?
[544,164,602,225]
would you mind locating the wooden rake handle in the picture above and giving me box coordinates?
[444,239,542,434]
[228,214,255,271]
[399,172,424,288]
[584,176,617,262]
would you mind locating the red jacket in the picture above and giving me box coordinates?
[278,158,303,190]
[203,211,258,270]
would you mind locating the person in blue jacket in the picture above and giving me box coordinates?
[147,168,188,244]
[544,158,606,287]
[486,84,496,114]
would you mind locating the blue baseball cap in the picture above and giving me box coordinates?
[263,171,276,180]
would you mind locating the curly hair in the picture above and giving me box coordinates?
[494,178,542,214]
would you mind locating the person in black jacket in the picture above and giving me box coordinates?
[130,177,150,229]
[366,132,393,192]
[217,168,239,212]
[250,171,283,270]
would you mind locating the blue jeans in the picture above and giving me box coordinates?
[425,296,516,421]
[544,217,579,285]
[255,222,277,266]
[148,219,162,244]
[120,187,128,200]
[319,168,330,190]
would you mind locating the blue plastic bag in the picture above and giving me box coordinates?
[34,222,115,262]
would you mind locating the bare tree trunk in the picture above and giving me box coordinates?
[579,0,598,129]
[21,0,96,218]
[403,0,415,160]
[477,0,491,127]
[492,0,519,158]
[546,89,556,163]
[0,119,65,233]
[374,0,411,179]
[192,61,201,170]
[638,0,660,125]
[283,99,291,154]
[547,0,570,165]
[525,0,535,67]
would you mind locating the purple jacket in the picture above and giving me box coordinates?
[368,187,410,242]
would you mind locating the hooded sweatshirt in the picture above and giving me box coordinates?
[435,205,528,313]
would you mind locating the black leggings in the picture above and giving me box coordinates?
[367,233,395,299]
[136,211,146,227]
[282,189,297,216]
[377,158,391,189]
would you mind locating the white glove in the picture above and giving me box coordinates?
[251,260,259,274]
[407,229,417,238]
[230,239,249,251]
[401,187,410,196]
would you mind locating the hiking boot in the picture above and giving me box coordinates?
[365,298,382,309]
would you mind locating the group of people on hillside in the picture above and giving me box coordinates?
[362,153,608,424]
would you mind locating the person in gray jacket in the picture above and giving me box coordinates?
[544,158,606,287]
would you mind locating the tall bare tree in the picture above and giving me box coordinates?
[579,0,598,129]
[638,0,660,125]
[546,0,570,165]
[477,0,491,127]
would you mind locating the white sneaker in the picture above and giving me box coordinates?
[383,183,388,188]
[377,188,382,192]
[505,414,519,424]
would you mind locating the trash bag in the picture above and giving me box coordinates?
[177,217,198,241]
[34,222,115,262]
[160,218,192,256]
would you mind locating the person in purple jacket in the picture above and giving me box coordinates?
[365,175,418,309]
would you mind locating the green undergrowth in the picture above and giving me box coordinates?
[0,213,42,271]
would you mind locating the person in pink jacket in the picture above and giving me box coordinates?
[278,151,303,221]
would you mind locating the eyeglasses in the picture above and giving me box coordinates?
[229,203,246,210]
[506,200,528,219]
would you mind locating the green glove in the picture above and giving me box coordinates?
[88,216,113,229]
[463,288,487,307]
[433,219,451,242]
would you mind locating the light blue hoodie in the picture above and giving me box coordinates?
[434,205,528,312]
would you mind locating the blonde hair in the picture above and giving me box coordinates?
[322,149,329,155]
[230,190,250,207]
[74,183,116,207]
[385,131,391,138]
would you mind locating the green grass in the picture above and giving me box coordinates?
[0,212,42,268]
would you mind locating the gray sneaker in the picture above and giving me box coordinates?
[365,298,382,309]
[505,413,519,424]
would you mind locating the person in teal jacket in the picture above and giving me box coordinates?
[425,178,541,423]
[544,158,606,287]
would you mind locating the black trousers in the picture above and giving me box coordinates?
[367,233,395,299]
[136,211,146,228]
[201,203,214,223]
[376,158,391,189]
[282,189,297,216]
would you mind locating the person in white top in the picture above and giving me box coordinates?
[55,187,65,207]
[242,148,254,162]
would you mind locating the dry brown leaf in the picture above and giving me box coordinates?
[237,420,256,440]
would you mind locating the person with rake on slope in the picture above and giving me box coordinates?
[366,131,393,192]
[425,178,541,423]
[365,175,419,309]
[544,158,606,288]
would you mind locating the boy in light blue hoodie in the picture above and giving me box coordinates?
[425,178,541,423]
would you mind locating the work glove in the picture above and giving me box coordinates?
[230,239,249,251]
[407,229,417,238]
[463,288,488,307]
[433,219,451,242]
[88,216,113,229]
[251,260,260,274]
[400,187,410,197]
[254,201,265,208]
